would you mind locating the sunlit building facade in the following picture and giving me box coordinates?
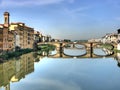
[0,12,15,52]
[10,22,34,49]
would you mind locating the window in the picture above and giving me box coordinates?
[28,41,30,44]
[5,17,7,23]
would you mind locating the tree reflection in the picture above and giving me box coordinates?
[114,53,120,68]
[117,63,120,67]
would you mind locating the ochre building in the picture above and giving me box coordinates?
[0,12,35,52]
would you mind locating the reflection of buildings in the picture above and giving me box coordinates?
[102,48,113,55]
[115,53,120,67]
[0,52,34,90]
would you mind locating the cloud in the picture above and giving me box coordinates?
[68,0,75,3]
[24,78,82,90]
[0,0,65,7]
[63,6,90,19]
[106,0,120,8]
[70,7,90,14]
[115,17,120,21]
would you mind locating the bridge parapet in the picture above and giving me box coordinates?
[37,42,116,48]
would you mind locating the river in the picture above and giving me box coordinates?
[0,47,120,90]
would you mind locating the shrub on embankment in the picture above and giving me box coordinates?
[0,48,33,60]
[100,43,114,50]
[37,44,55,51]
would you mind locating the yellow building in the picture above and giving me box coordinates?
[24,26,34,49]
[10,22,24,49]
[0,12,39,51]
[9,22,34,49]
[8,31,15,51]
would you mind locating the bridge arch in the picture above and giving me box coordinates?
[92,43,115,49]
[62,42,87,49]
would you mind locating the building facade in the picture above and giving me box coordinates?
[10,22,34,49]
[101,33,118,44]
[0,12,36,52]
[0,12,53,52]
[0,12,14,52]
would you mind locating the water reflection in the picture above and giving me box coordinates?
[64,48,86,56]
[36,49,120,67]
[114,53,120,67]
[0,52,36,90]
[36,47,114,58]
[94,48,113,56]
[75,44,85,49]
[1,50,120,90]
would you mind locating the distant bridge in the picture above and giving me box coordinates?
[37,42,117,58]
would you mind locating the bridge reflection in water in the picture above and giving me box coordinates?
[37,42,116,58]
[0,51,120,90]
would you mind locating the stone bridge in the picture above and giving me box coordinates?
[37,42,117,58]
[37,42,116,50]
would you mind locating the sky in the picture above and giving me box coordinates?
[0,0,120,40]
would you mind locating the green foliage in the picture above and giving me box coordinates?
[64,39,71,42]
[100,44,113,50]
[64,44,71,48]
[37,44,55,51]
[114,49,120,53]
[37,44,56,55]
[0,48,33,60]
[74,40,88,42]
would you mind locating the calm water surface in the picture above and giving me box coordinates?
[0,49,120,90]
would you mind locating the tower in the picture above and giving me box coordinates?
[4,12,10,27]
[3,12,9,51]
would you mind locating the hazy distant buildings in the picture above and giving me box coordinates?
[88,32,118,44]
[118,29,120,42]
[46,35,51,42]
[34,31,41,43]
[101,33,118,43]
[117,29,120,50]
[88,38,101,42]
